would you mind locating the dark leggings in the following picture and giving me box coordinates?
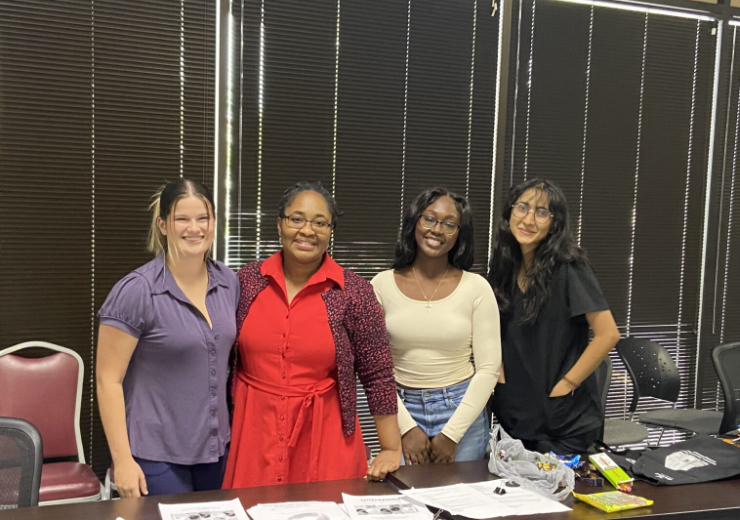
[134,447,229,496]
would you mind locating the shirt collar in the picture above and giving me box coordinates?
[151,253,229,296]
[261,251,345,290]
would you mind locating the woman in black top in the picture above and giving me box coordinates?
[487,179,620,454]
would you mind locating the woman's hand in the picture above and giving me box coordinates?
[401,426,431,464]
[114,457,148,498]
[549,378,576,397]
[367,448,402,481]
[430,433,457,463]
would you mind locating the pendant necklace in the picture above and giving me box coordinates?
[412,265,449,311]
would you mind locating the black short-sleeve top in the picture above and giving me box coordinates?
[492,261,609,441]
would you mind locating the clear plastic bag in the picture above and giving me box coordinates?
[487,424,575,501]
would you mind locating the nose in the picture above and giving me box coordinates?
[298,220,315,235]
[521,210,537,226]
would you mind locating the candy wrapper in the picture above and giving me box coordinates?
[573,491,653,513]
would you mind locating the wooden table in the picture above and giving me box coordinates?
[7,461,740,519]
[1,478,395,520]
[385,460,740,520]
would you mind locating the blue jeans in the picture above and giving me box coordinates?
[398,379,488,461]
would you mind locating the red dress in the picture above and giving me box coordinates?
[222,253,368,488]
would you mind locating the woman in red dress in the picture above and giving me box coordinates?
[223,182,401,488]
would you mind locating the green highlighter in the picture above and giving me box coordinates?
[589,453,634,492]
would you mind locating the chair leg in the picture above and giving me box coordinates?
[103,469,111,501]
[656,427,665,447]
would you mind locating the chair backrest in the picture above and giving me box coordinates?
[712,342,740,435]
[616,338,681,414]
[0,342,85,462]
[593,355,613,441]
[0,417,43,509]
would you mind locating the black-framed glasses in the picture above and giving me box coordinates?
[511,202,553,224]
[418,214,460,235]
[281,213,334,234]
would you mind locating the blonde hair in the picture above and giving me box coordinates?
[147,179,216,258]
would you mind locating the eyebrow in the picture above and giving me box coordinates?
[423,211,460,221]
[287,211,329,219]
[517,201,549,210]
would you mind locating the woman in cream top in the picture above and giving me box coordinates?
[372,187,501,464]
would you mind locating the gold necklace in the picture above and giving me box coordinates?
[412,265,449,310]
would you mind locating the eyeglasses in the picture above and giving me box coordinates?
[281,214,334,234]
[511,202,553,224]
[418,214,460,235]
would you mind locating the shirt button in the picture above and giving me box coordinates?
[280,415,285,421]
[281,373,286,379]
[211,410,216,417]
[280,395,285,400]
[277,477,283,483]
[211,389,216,397]
[211,429,217,436]
[210,349,216,356]
[279,435,284,441]
[278,455,283,462]
[211,369,216,376]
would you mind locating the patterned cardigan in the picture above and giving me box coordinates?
[232,260,398,437]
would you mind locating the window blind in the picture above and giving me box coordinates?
[0,0,215,478]
[226,0,499,454]
[503,0,717,445]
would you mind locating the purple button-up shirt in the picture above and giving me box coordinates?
[98,254,239,465]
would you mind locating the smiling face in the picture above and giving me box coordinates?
[509,188,552,255]
[414,195,461,261]
[158,194,214,258]
[277,190,332,266]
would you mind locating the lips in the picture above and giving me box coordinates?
[294,239,316,251]
[424,236,443,247]
[517,227,536,237]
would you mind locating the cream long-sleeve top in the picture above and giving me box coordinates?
[371,269,501,443]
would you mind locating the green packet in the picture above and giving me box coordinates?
[573,491,654,513]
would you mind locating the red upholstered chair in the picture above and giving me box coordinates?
[0,342,102,505]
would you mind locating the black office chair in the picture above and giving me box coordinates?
[596,355,649,447]
[618,338,722,441]
[711,342,740,435]
[0,417,43,509]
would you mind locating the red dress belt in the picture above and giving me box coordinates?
[237,371,336,481]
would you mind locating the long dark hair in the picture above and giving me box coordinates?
[487,178,586,323]
[394,187,474,270]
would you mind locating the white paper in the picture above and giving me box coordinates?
[158,498,249,520]
[247,501,348,520]
[469,480,571,517]
[342,493,434,520]
[401,480,570,519]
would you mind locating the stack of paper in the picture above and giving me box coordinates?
[400,480,571,519]
[247,501,348,520]
[158,498,249,520]
[342,494,434,520]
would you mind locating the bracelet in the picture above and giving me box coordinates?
[563,376,580,390]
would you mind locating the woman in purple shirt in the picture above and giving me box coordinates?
[96,179,239,497]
